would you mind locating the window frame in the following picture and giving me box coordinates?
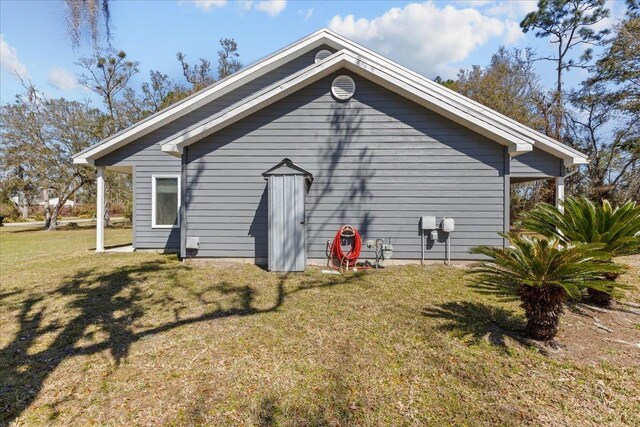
[151,174,181,229]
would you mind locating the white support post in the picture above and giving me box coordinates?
[96,166,105,253]
[555,176,565,213]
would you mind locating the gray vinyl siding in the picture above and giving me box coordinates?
[94,46,332,249]
[185,71,506,261]
[510,147,562,179]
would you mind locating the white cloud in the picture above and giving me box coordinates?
[185,0,227,11]
[485,1,538,20]
[328,1,523,78]
[253,0,287,17]
[458,0,494,6]
[305,8,313,20]
[239,0,253,10]
[47,66,78,90]
[0,34,30,79]
[185,0,285,16]
[297,7,313,20]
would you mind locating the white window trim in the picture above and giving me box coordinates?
[151,174,181,229]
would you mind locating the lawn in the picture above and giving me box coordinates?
[1,225,639,426]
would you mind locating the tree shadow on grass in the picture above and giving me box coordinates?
[253,345,356,427]
[422,301,530,350]
[254,380,354,427]
[463,268,522,304]
[0,261,363,424]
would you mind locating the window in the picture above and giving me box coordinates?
[152,175,180,228]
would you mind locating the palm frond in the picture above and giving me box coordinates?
[469,233,622,299]
[521,197,640,256]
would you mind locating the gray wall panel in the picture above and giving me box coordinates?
[510,147,562,178]
[94,46,330,248]
[186,71,506,261]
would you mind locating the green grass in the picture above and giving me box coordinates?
[1,225,639,426]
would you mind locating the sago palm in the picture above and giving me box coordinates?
[470,233,621,341]
[521,197,640,305]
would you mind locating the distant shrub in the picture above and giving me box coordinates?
[0,202,21,221]
[109,202,126,216]
[73,203,97,219]
[66,221,79,229]
[124,200,133,222]
[59,205,74,217]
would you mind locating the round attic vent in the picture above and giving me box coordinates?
[314,49,332,63]
[331,75,356,101]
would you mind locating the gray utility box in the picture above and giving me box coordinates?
[186,237,200,250]
[421,216,437,230]
[441,217,455,233]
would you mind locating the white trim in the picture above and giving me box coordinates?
[74,28,588,167]
[73,29,339,165]
[161,51,535,155]
[151,174,181,229]
[321,30,588,166]
[555,176,565,212]
[96,166,105,252]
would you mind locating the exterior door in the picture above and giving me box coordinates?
[267,174,306,272]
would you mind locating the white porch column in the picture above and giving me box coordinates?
[96,166,105,252]
[555,176,565,213]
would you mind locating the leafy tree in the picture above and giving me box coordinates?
[591,17,640,114]
[0,85,102,230]
[140,70,188,113]
[433,76,456,89]
[76,49,139,133]
[64,0,111,48]
[177,38,242,90]
[451,47,545,131]
[176,52,214,91]
[217,38,242,79]
[521,0,610,140]
[521,197,639,305]
[565,83,639,201]
[470,233,621,340]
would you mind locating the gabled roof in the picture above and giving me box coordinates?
[160,49,536,157]
[74,28,588,167]
[326,31,588,166]
[262,158,314,181]
[73,29,345,165]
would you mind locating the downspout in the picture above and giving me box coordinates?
[503,146,511,248]
[556,162,580,213]
[180,147,188,259]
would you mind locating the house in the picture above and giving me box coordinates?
[10,196,76,211]
[73,29,588,271]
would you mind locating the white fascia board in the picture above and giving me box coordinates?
[74,29,337,163]
[74,28,586,166]
[163,53,349,153]
[321,30,587,165]
[73,157,93,165]
[162,52,533,154]
[341,59,533,152]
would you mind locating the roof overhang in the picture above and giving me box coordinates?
[320,31,588,166]
[160,50,535,157]
[73,29,346,165]
[74,28,588,168]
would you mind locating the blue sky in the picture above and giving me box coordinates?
[0,0,628,106]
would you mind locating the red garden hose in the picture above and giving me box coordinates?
[329,225,362,269]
